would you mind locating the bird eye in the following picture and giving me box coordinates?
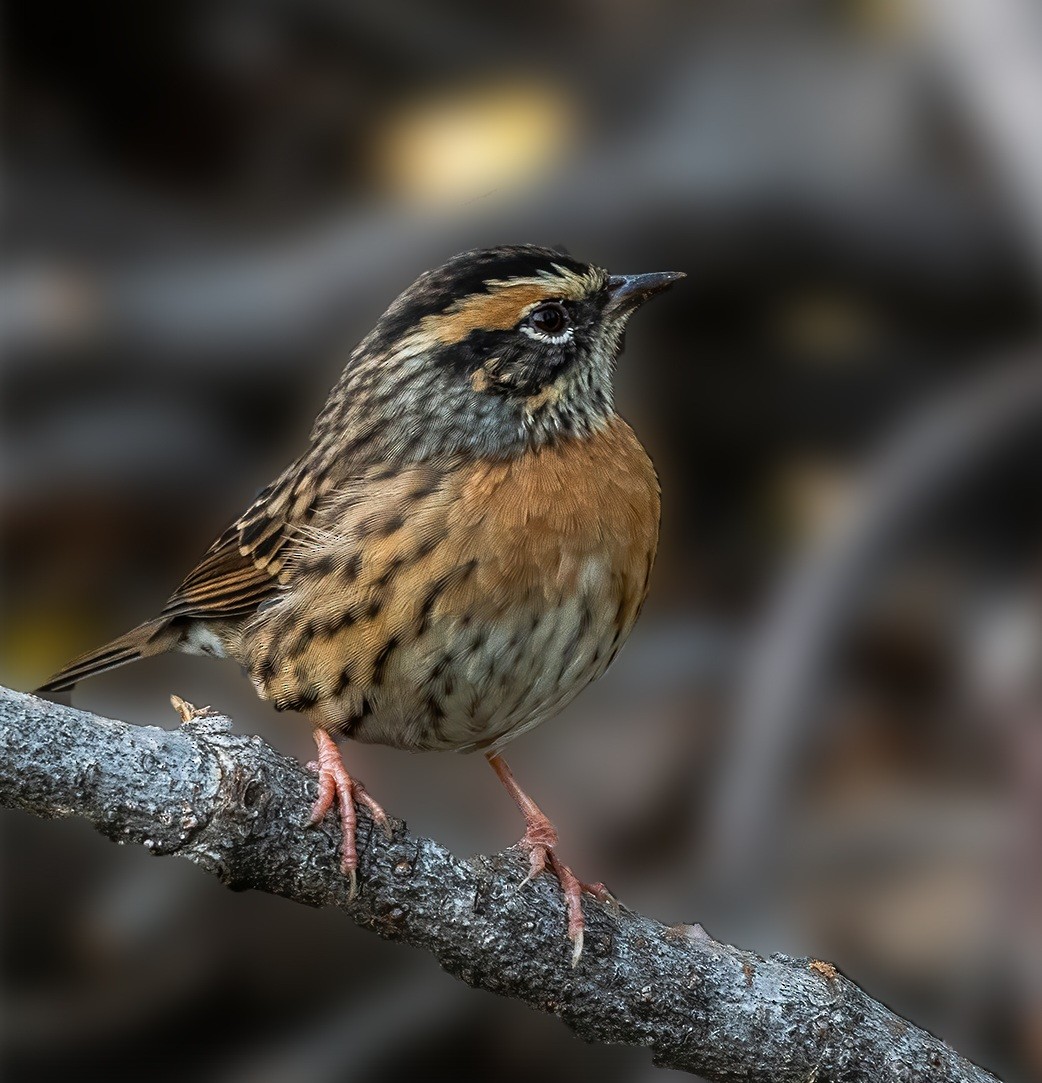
[527,302,569,337]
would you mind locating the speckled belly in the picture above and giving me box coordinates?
[348,563,628,752]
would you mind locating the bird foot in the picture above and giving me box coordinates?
[516,811,614,966]
[486,752,612,967]
[308,728,391,898]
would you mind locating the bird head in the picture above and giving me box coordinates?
[312,245,684,464]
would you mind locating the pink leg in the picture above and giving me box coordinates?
[486,752,612,966]
[309,728,390,898]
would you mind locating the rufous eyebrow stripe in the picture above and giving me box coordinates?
[422,283,551,345]
[422,263,608,346]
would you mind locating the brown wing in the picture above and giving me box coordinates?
[39,461,327,692]
[161,463,321,622]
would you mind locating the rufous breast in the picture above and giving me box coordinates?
[241,415,660,752]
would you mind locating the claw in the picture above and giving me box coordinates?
[354,780,392,840]
[570,928,584,969]
[584,881,618,914]
[307,728,389,893]
[487,751,609,966]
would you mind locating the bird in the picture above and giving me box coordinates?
[40,244,683,963]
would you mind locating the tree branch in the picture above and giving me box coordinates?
[0,685,999,1082]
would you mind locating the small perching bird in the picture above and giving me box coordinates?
[40,245,683,963]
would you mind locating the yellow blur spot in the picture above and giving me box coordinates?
[847,0,916,41]
[373,82,577,206]
[776,458,855,541]
[0,608,96,688]
[774,291,879,363]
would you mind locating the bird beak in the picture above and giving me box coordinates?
[605,271,686,315]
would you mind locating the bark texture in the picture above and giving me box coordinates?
[0,686,1000,1082]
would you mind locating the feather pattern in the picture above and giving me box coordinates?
[237,417,659,751]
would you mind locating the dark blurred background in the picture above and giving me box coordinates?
[4,1,1042,1080]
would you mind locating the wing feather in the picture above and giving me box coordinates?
[160,468,318,621]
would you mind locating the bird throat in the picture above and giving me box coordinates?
[310,334,618,468]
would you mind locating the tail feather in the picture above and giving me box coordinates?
[38,618,176,693]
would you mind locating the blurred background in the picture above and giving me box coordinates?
[3,1,1042,1079]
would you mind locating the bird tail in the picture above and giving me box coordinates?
[37,618,177,693]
